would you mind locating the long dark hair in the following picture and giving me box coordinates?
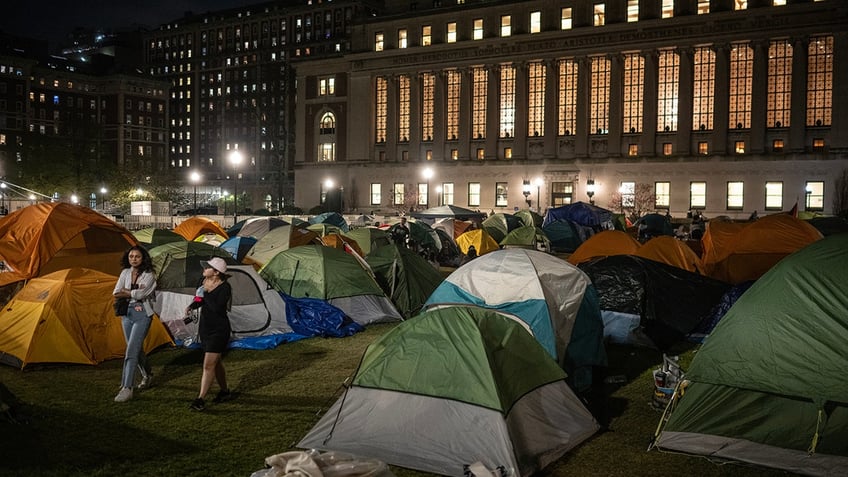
[120,245,154,273]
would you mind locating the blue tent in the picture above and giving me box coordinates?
[309,211,349,232]
[543,202,614,230]
[220,236,257,262]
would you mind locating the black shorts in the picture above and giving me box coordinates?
[201,332,230,353]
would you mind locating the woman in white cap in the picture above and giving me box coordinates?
[185,256,234,411]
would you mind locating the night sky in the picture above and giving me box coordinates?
[3,0,261,50]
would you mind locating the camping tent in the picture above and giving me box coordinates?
[499,225,551,252]
[0,268,173,368]
[481,213,522,243]
[635,236,703,273]
[298,306,599,477]
[234,217,290,240]
[567,230,641,266]
[366,244,443,318]
[342,227,390,256]
[149,241,236,290]
[321,233,365,258]
[579,255,730,350]
[700,213,822,284]
[309,212,349,233]
[514,209,543,228]
[654,233,848,475]
[154,264,297,349]
[543,202,614,230]
[425,249,606,392]
[634,213,674,241]
[455,229,500,256]
[173,216,228,241]
[0,202,137,287]
[541,219,583,253]
[260,244,402,326]
[133,227,186,249]
[410,205,486,224]
[431,217,474,239]
[243,224,321,267]
[219,236,258,262]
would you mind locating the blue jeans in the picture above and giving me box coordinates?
[121,305,152,389]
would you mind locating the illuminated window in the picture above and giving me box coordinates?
[446,70,461,140]
[690,182,706,209]
[421,73,434,141]
[727,181,744,210]
[594,3,605,26]
[735,141,746,154]
[623,53,644,134]
[773,0,786,5]
[500,65,516,138]
[468,182,481,207]
[627,0,639,22]
[698,0,710,13]
[426,150,433,161]
[628,144,639,156]
[418,183,428,206]
[662,0,673,18]
[693,47,715,131]
[729,42,753,129]
[698,142,709,155]
[773,139,784,152]
[477,148,485,160]
[319,76,335,96]
[393,183,405,205]
[398,75,410,142]
[375,76,387,143]
[442,183,454,205]
[552,182,574,207]
[813,138,825,151]
[451,149,458,160]
[765,181,783,210]
[620,182,636,208]
[663,143,673,156]
[559,59,577,136]
[500,15,511,37]
[658,50,679,132]
[370,183,381,205]
[530,11,541,34]
[495,182,508,206]
[734,0,747,10]
[472,67,487,139]
[767,40,792,128]
[528,62,545,137]
[398,29,407,49]
[807,36,833,127]
[375,32,384,51]
[422,25,431,46]
[805,181,824,211]
[561,8,573,30]
[319,112,336,134]
[473,19,483,40]
[504,147,512,159]
[447,22,457,43]
[655,182,670,209]
[590,56,610,135]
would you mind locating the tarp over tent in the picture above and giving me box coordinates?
[298,306,599,477]
[366,244,443,318]
[260,244,402,326]
[655,233,848,475]
[0,268,173,368]
[579,255,730,350]
[701,214,822,284]
[173,216,228,241]
[0,202,138,287]
[425,249,606,393]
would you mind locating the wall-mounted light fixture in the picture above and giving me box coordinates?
[586,179,596,205]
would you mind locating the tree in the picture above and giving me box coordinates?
[608,182,656,223]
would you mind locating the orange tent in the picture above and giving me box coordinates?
[701,214,823,284]
[567,230,640,266]
[0,202,137,287]
[635,236,704,273]
[173,216,228,241]
[321,233,365,257]
[0,268,173,368]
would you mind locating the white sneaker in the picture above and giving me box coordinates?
[137,373,153,390]
[114,387,133,402]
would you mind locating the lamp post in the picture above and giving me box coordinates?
[100,187,107,211]
[190,171,201,215]
[422,167,434,208]
[533,177,543,213]
[228,150,243,223]
[522,179,532,208]
[586,179,596,205]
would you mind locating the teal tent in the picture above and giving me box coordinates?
[365,244,443,318]
[654,233,848,475]
[298,306,598,476]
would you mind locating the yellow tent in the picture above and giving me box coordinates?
[0,268,173,369]
[455,229,500,256]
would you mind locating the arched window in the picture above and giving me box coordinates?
[318,111,336,162]
[319,112,335,134]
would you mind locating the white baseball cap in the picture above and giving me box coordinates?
[200,257,228,274]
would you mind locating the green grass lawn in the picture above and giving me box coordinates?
[0,324,788,477]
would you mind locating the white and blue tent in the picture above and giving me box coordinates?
[424,248,606,392]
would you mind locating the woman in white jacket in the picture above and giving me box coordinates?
[112,245,157,403]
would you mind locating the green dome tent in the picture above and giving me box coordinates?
[298,306,598,476]
[132,227,186,249]
[365,243,443,318]
[654,233,848,474]
[149,241,235,291]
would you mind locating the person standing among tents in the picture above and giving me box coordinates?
[112,245,157,403]
[185,257,234,411]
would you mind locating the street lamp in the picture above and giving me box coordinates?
[70,194,79,205]
[533,177,543,213]
[228,150,243,223]
[586,179,596,205]
[422,167,434,208]
[100,187,107,210]
[190,171,201,215]
[522,179,532,208]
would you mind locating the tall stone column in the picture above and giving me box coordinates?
[513,62,528,160]
[789,36,808,153]
[749,40,769,154]
[485,64,500,160]
[543,58,559,159]
[458,67,472,160]
[641,50,658,156]
[575,56,590,158]
[676,47,694,155]
[831,32,848,150]
[409,73,421,156]
[608,53,624,157]
[385,74,398,159]
[433,70,446,157]
[712,43,730,155]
